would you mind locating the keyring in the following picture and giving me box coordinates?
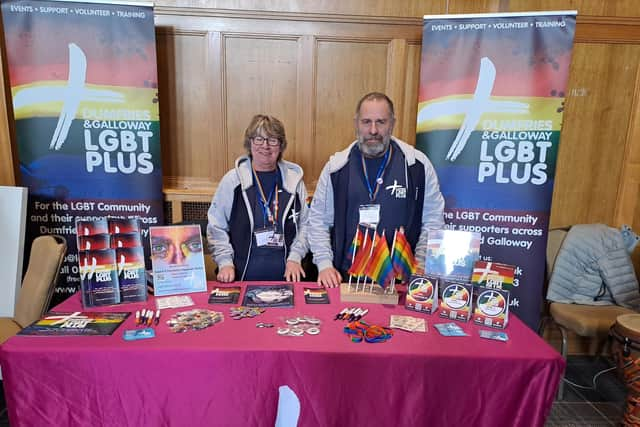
[306,327,320,335]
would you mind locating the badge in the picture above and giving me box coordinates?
[255,228,274,247]
[359,204,380,226]
[267,232,284,247]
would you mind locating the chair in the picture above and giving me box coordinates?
[0,235,67,345]
[538,228,635,399]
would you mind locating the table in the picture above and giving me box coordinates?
[0,282,564,427]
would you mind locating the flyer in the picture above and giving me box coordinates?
[149,225,207,296]
[18,311,130,336]
[242,284,294,308]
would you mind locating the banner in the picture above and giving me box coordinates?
[1,0,163,305]
[416,11,576,329]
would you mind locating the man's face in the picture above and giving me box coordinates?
[151,227,203,268]
[355,99,395,158]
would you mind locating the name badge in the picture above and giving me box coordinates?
[255,228,284,248]
[359,204,380,226]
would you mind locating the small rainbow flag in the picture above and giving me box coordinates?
[348,232,371,277]
[364,232,395,287]
[392,229,417,282]
[347,227,364,263]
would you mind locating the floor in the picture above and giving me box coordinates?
[0,356,628,426]
[545,356,627,426]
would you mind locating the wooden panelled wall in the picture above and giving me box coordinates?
[0,0,639,350]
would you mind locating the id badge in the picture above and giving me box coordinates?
[255,228,275,247]
[267,232,284,247]
[359,204,380,226]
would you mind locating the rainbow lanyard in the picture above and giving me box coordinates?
[252,166,279,226]
[343,320,394,343]
[361,144,393,202]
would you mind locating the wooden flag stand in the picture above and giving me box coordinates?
[339,283,399,305]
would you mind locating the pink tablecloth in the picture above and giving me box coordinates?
[0,282,564,427]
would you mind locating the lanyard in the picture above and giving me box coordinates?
[252,166,279,226]
[361,145,393,202]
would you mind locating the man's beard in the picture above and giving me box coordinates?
[358,136,390,158]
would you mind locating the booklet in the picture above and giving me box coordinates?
[242,284,294,308]
[208,286,241,304]
[425,229,481,281]
[304,287,330,304]
[18,311,130,336]
[78,248,121,307]
[155,295,195,310]
[433,322,468,337]
[479,329,509,342]
[76,217,147,307]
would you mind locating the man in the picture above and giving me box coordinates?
[308,92,445,287]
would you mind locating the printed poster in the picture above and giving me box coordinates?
[1,0,163,305]
[416,11,576,328]
[150,225,207,296]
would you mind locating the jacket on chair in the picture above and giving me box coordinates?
[546,223,640,310]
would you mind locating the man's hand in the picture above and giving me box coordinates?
[318,267,342,288]
[217,265,235,283]
[284,260,306,282]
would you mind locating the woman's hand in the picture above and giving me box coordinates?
[217,266,235,283]
[284,261,306,282]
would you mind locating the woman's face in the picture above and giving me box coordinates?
[250,131,281,172]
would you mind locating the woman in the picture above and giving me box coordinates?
[207,114,309,282]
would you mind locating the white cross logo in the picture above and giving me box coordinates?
[46,311,90,325]
[288,208,299,224]
[385,180,405,198]
[12,43,125,150]
[417,57,530,162]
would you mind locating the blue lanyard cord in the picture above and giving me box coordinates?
[252,167,279,226]
[361,145,392,202]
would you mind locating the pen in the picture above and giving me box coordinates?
[154,309,160,326]
[334,308,349,320]
[348,308,363,322]
[135,310,141,325]
[355,309,368,321]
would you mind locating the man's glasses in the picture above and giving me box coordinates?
[252,136,280,147]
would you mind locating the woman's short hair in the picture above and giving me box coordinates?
[243,114,287,160]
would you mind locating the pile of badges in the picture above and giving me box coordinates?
[277,315,322,337]
[230,306,265,320]
[167,309,223,333]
